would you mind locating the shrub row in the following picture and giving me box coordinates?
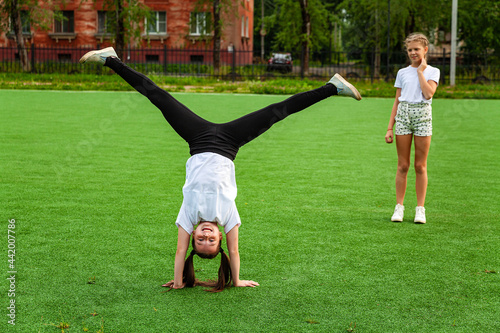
[1,73,498,99]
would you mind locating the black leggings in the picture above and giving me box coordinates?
[105,57,337,160]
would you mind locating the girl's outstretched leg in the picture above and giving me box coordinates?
[220,84,337,147]
[219,74,361,149]
[80,48,211,143]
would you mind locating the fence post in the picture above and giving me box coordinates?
[371,47,375,83]
[442,48,446,85]
[163,44,167,75]
[300,46,305,79]
[385,50,391,82]
[31,43,35,72]
[232,47,236,82]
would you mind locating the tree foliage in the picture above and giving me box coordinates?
[253,0,277,59]
[261,0,500,76]
[263,0,499,58]
[0,0,63,72]
[263,0,343,74]
[94,0,151,59]
[0,0,57,33]
[339,0,448,54]
[193,0,240,73]
[457,0,500,55]
[266,0,333,52]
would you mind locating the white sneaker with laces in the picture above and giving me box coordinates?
[391,204,404,222]
[327,73,362,100]
[79,47,119,65]
[414,206,426,224]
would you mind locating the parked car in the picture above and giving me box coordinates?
[267,53,293,73]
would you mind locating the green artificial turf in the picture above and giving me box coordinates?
[1,90,499,332]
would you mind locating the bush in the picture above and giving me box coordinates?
[0,73,499,99]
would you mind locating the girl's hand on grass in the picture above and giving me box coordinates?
[234,280,259,287]
[162,280,185,290]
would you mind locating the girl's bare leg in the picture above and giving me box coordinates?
[395,134,413,205]
[414,135,432,207]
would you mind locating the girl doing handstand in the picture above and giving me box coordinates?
[80,47,362,291]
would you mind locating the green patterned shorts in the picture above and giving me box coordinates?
[395,102,432,136]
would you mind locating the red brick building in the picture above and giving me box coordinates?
[1,0,254,64]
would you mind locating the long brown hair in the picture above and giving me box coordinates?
[182,238,232,292]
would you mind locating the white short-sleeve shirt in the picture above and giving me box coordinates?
[395,65,440,104]
[175,152,241,235]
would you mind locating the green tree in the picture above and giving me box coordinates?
[6,0,30,71]
[458,0,500,56]
[0,0,58,72]
[266,0,332,75]
[340,0,448,77]
[93,0,151,59]
[341,0,386,77]
[193,0,238,75]
[213,0,221,74]
[254,0,277,61]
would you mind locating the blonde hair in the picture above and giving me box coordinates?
[404,33,429,48]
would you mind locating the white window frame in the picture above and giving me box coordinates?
[241,15,249,38]
[97,11,111,34]
[190,12,209,36]
[241,16,245,37]
[146,11,167,34]
[245,16,249,37]
[9,10,31,34]
[241,15,250,38]
[54,11,74,33]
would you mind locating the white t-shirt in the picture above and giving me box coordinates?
[175,152,241,235]
[395,65,440,104]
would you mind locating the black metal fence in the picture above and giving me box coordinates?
[1,44,498,84]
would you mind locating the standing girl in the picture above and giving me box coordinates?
[80,47,362,291]
[385,33,440,224]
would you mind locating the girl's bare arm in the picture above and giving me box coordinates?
[226,226,259,287]
[386,88,401,144]
[417,58,438,100]
[172,227,190,288]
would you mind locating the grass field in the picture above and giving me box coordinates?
[1,90,499,332]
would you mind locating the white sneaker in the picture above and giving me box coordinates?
[414,206,426,224]
[79,47,119,65]
[327,73,362,101]
[391,204,404,222]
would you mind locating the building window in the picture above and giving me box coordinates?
[241,16,245,37]
[190,12,210,35]
[98,11,114,34]
[54,11,74,33]
[241,15,249,38]
[145,54,160,63]
[146,11,166,34]
[10,10,31,34]
[190,55,204,63]
[58,53,72,62]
